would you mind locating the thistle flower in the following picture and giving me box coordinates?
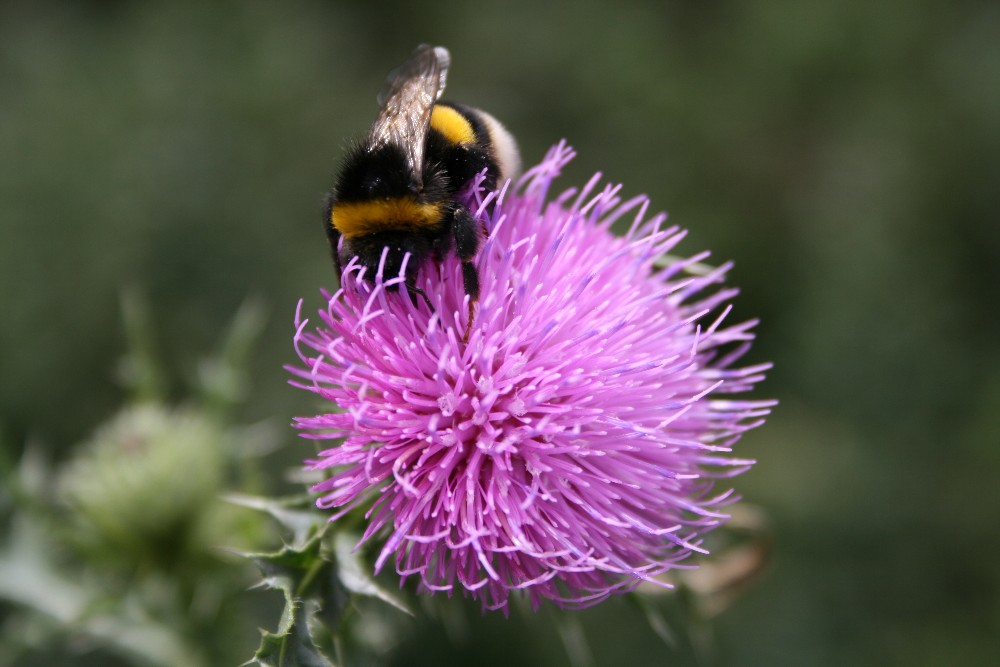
[290,142,774,612]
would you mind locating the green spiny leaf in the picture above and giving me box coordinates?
[224,493,324,548]
[333,532,412,616]
[240,528,341,666]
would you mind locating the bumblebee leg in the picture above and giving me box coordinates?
[452,206,482,262]
[452,206,482,342]
[406,283,435,312]
[460,262,480,341]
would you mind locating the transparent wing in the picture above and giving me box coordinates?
[369,45,450,187]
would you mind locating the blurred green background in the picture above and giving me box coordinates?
[2,0,998,665]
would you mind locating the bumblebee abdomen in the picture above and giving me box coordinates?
[428,102,521,192]
[430,104,477,146]
[474,108,521,186]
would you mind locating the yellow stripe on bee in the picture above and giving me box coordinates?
[331,198,443,239]
[430,105,475,145]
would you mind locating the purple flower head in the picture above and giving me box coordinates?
[291,142,774,612]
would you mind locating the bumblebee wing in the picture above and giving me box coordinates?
[376,45,450,109]
[369,45,450,188]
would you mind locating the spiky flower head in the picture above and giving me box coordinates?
[59,405,227,569]
[291,143,774,612]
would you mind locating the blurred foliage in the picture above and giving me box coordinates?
[233,493,416,667]
[1,0,998,665]
[0,295,276,665]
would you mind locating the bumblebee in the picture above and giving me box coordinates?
[323,45,520,336]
